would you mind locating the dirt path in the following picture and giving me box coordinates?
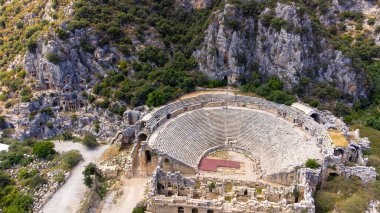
[42,141,108,213]
[101,177,149,213]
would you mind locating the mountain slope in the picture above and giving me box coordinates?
[0,0,379,139]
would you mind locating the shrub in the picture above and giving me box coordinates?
[67,19,90,31]
[83,162,103,188]
[242,1,258,17]
[0,115,7,129]
[209,182,216,191]
[62,150,82,169]
[93,120,100,133]
[25,25,41,38]
[305,159,320,169]
[339,11,364,22]
[28,174,47,189]
[15,21,24,29]
[314,191,338,212]
[132,207,145,213]
[270,17,291,31]
[83,162,99,176]
[54,173,65,183]
[367,117,380,130]
[337,194,368,213]
[267,90,296,106]
[2,192,33,213]
[40,107,55,117]
[82,133,99,148]
[206,79,227,88]
[18,169,37,180]
[62,131,73,140]
[26,40,37,53]
[375,26,380,34]
[81,43,95,53]
[0,171,14,187]
[137,46,167,67]
[106,26,123,39]
[33,141,55,159]
[146,89,166,107]
[56,28,69,40]
[367,18,375,25]
[355,23,363,30]
[225,19,240,31]
[45,53,61,64]
[84,175,93,188]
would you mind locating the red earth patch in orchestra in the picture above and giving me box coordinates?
[199,158,240,172]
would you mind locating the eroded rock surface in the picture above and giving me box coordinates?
[195,2,368,98]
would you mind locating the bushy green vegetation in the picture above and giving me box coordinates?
[83,163,108,198]
[45,53,61,64]
[338,11,364,22]
[69,0,218,108]
[32,141,55,159]
[0,171,33,213]
[62,150,82,169]
[82,133,99,148]
[240,72,296,105]
[305,159,320,169]
[132,207,145,213]
[0,137,81,212]
[0,0,70,74]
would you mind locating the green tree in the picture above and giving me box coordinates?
[138,46,167,67]
[146,89,166,107]
[33,141,55,159]
[82,162,102,188]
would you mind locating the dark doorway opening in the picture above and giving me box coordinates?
[146,150,152,163]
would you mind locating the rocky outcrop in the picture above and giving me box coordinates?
[195,2,368,98]
[194,4,256,85]
[255,4,314,90]
[343,166,377,183]
[14,25,130,140]
[175,0,214,10]
[23,27,124,92]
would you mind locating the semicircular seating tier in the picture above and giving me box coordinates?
[148,107,325,175]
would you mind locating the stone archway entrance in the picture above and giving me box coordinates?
[310,113,321,124]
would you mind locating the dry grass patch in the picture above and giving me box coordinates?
[224,182,233,192]
[101,145,120,161]
[328,130,349,147]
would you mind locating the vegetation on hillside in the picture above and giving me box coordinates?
[68,0,223,108]
[0,138,81,212]
[0,0,72,107]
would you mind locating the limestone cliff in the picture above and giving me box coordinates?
[193,4,256,85]
[194,2,368,98]
[23,27,124,92]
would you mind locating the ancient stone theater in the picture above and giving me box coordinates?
[119,92,375,213]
